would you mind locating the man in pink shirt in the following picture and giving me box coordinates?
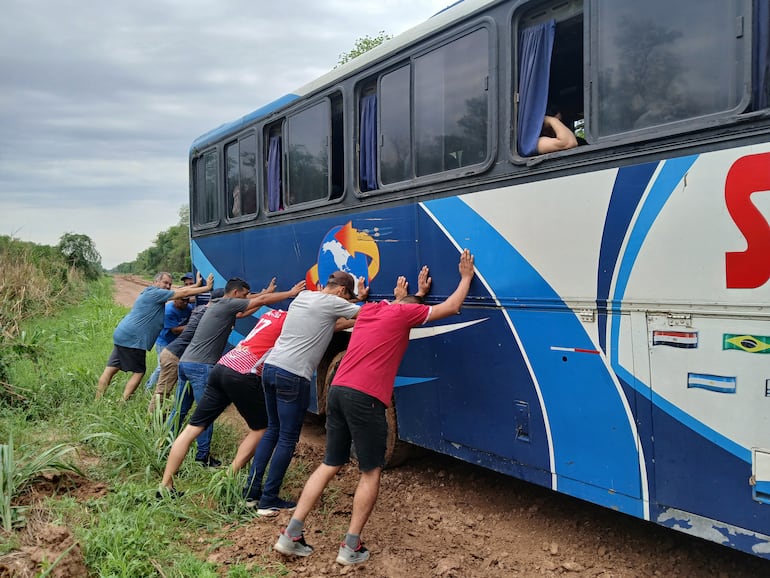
[273,249,475,566]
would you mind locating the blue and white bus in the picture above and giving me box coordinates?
[188,0,770,560]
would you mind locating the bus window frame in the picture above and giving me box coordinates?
[191,147,221,231]
[353,17,498,199]
[264,89,347,217]
[584,0,752,145]
[224,129,260,224]
[509,0,754,165]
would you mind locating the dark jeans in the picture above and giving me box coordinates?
[167,361,214,460]
[243,364,310,504]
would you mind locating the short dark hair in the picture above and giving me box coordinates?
[225,277,250,294]
[401,294,424,304]
[327,271,355,297]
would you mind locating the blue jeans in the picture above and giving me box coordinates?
[167,361,214,460]
[244,364,310,504]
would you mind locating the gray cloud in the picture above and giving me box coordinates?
[0,0,448,267]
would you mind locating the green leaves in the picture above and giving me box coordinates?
[58,232,102,280]
[0,435,82,531]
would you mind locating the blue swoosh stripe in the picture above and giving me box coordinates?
[607,156,749,462]
[423,196,643,516]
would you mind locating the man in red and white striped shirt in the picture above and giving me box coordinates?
[159,309,287,496]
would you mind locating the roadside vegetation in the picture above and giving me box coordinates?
[113,205,192,276]
[0,237,300,576]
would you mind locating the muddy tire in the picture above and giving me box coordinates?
[384,405,412,468]
[318,350,346,417]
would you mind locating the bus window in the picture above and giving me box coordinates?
[414,28,489,177]
[515,0,584,158]
[225,133,257,219]
[330,93,344,199]
[380,65,412,186]
[287,100,329,205]
[265,92,344,209]
[193,150,218,226]
[359,83,379,192]
[361,27,491,190]
[753,0,769,111]
[265,124,283,212]
[590,0,749,138]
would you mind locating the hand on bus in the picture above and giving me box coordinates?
[458,249,475,279]
[394,276,408,300]
[289,280,306,296]
[261,277,277,294]
[415,265,431,297]
[202,273,214,288]
[356,276,369,301]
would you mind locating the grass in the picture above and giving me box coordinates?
[0,436,82,531]
[0,271,295,577]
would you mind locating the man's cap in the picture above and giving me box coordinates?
[327,271,355,297]
[181,272,194,281]
[210,288,225,299]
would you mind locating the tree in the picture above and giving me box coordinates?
[58,233,102,280]
[336,31,392,67]
[113,205,191,275]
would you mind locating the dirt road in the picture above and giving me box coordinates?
[113,275,770,577]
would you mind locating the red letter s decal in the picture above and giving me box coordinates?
[725,153,770,289]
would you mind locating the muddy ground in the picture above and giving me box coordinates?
[2,275,769,577]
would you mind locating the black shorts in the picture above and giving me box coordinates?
[189,364,268,431]
[106,345,146,374]
[324,385,387,472]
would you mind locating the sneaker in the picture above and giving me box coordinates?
[274,529,314,557]
[336,541,370,565]
[245,498,259,508]
[195,454,222,468]
[257,497,297,517]
[155,486,184,500]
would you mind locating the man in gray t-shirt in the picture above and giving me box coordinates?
[169,276,305,467]
[245,270,368,514]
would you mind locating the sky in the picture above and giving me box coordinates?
[0,1,452,269]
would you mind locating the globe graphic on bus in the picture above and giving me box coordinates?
[313,222,379,296]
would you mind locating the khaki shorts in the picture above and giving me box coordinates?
[148,348,180,412]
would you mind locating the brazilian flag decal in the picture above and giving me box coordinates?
[723,334,770,354]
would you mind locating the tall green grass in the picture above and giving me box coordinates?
[0,436,82,531]
[1,277,295,576]
[0,241,307,575]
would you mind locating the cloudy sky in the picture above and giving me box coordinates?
[0,1,451,269]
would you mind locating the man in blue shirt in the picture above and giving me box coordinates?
[96,271,213,401]
[144,296,194,391]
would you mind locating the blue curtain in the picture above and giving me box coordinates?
[517,20,555,156]
[267,135,282,212]
[754,0,769,110]
[359,94,378,191]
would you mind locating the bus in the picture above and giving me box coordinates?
[188,0,770,560]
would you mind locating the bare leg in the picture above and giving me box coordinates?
[292,463,343,522]
[348,468,382,536]
[122,372,145,400]
[230,429,266,473]
[96,366,120,398]
[161,424,205,488]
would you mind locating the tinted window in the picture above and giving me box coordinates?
[592,0,745,137]
[287,100,330,205]
[225,134,257,218]
[380,66,412,185]
[194,150,217,226]
[414,28,489,176]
